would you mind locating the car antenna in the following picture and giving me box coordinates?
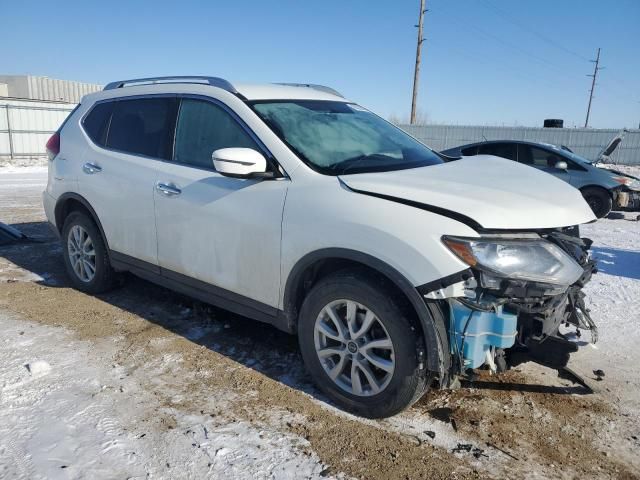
[482,134,488,142]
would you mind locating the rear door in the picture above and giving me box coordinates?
[153,96,288,309]
[516,144,571,184]
[79,96,178,266]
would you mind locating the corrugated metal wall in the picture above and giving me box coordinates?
[2,99,640,164]
[0,75,102,103]
[0,99,76,157]
[400,124,640,165]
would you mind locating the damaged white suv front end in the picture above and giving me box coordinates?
[440,231,597,375]
[336,155,598,391]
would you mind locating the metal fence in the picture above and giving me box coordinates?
[399,124,640,165]
[0,99,76,159]
[2,99,640,165]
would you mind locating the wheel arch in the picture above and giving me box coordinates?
[54,193,110,252]
[283,248,450,376]
[579,184,613,197]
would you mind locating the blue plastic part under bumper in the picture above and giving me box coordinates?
[450,300,518,369]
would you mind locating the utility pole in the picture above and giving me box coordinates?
[584,47,601,128]
[410,0,426,125]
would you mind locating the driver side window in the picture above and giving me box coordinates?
[519,145,563,168]
[174,99,258,169]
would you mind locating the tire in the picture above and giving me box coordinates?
[581,187,612,218]
[61,211,116,293]
[298,269,432,418]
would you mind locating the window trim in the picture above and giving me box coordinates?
[80,93,179,162]
[81,93,285,177]
[168,94,282,176]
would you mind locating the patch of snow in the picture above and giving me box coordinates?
[0,156,48,172]
[0,312,331,479]
[598,163,640,177]
[24,360,51,377]
[577,216,640,413]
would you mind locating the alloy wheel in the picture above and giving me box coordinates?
[314,299,395,396]
[67,225,96,283]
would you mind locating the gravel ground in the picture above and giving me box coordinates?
[1,167,639,479]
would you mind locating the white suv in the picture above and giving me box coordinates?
[43,76,598,418]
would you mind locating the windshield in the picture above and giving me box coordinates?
[547,144,593,164]
[250,100,443,175]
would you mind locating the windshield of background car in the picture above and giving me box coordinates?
[250,100,443,175]
[549,144,593,164]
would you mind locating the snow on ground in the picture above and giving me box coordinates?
[0,156,48,173]
[0,312,329,480]
[577,215,640,412]
[1,164,640,479]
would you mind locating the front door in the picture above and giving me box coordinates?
[153,97,288,308]
[517,145,572,184]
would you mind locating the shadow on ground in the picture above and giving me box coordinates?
[1,221,588,413]
[592,246,640,281]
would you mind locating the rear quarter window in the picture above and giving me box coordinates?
[461,146,478,156]
[82,102,114,146]
[478,143,517,161]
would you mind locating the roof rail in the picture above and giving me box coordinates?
[103,76,237,94]
[275,83,344,98]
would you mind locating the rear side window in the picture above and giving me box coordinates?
[478,143,517,161]
[461,146,478,156]
[173,99,258,168]
[83,102,114,146]
[107,98,177,159]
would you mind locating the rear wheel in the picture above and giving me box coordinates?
[62,211,116,293]
[581,187,612,218]
[298,269,431,418]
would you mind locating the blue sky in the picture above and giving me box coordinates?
[3,0,638,128]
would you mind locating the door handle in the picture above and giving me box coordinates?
[156,182,182,196]
[83,163,102,174]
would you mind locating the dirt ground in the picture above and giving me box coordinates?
[1,170,639,479]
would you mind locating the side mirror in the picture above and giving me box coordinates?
[555,161,568,170]
[212,148,269,178]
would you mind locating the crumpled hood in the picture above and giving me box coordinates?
[339,156,596,230]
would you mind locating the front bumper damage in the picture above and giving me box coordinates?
[615,186,640,211]
[427,228,598,383]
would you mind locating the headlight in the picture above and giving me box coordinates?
[443,236,583,287]
[613,176,640,191]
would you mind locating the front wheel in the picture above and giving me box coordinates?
[581,187,612,218]
[298,270,431,418]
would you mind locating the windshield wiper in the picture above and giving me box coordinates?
[327,153,396,175]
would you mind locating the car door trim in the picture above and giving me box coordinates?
[110,250,286,329]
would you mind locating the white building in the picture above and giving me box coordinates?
[0,75,103,159]
[0,75,102,103]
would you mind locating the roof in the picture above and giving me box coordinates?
[234,83,344,101]
[98,76,347,102]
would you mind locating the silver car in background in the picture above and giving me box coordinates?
[441,139,640,218]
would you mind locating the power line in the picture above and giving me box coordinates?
[478,0,637,101]
[585,47,602,128]
[478,0,591,63]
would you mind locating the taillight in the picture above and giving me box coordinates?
[46,132,60,161]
